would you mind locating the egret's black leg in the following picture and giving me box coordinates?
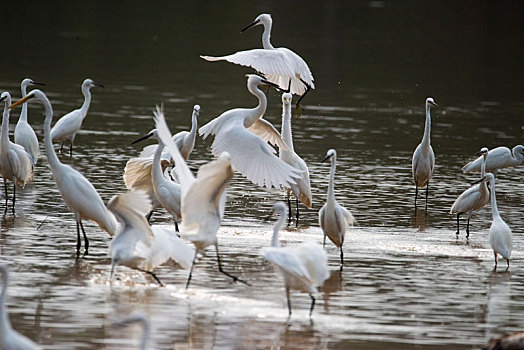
[295,79,312,114]
[146,210,154,222]
[287,193,292,223]
[494,252,498,267]
[186,250,199,289]
[60,142,64,154]
[12,183,16,215]
[323,233,326,248]
[339,247,344,270]
[466,217,471,239]
[455,214,460,237]
[110,262,116,280]
[76,221,81,255]
[414,187,418,209]
[215,244,250,286]
[79,220,89,255]
[295,198,299,227]
[425,182,429,212]
[3,179,8,215]
[309,293,316,317]
[137,268,163,286]
[69,142,73,157]
[506,259,510,269]
[286,287,292,316]
[174,220,179,232]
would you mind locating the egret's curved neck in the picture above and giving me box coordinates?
[188,112,198,143]
[512,147,524,162]
[261,20,274,49]
[20,84,29,122]
[421,104,431,147]
[80,85,92,119]
[41,96,61,171]
[244,84,268,127]
[270,213,285,248]
[480,154,487,177]
[1,101,11,150]
[152,141,166,185]
[489,179,501,220]
[327,156,337,206]
[281,103,294,152]
[0,268,12,335]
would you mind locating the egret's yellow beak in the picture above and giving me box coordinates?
[9,93,34,110]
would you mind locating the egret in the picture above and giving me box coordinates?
[279,92,311,224]
[112,313,150,350]
[199,74,301,190]
[319,149,356,270]
[485,172,512,269]
[462,145,524,176]
[450,147,490,238]
[261,202,328,317]
[108,190,194,286]
[50,78,103,156]
[412,97,437,211]
[10,90,117,255]
[0,92,33,215]
[14,78,45,166]
[0,265,42,350]
[201,13,315,109]
[154,105,250,288]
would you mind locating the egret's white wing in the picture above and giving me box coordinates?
[247,118,291,151]
[261,247,312,284]
[463,146,515,173]
[124,156,170,189]
[293,242,329,286]
[339,205,356,227]
[146,226,195,269]
[107,190,154,243]
[7,143,33,185]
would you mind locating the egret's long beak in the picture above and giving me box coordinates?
[9,93,35,109]
[471,176,487,185]
[241,19,260,32]
[131,132,154,144]
[31,81,46,86]
[0,96,6,103]
[321,154,332,163]
[95,83,104,88]
[429,101,438,107]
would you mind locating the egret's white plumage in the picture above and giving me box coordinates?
[199,74,301,190]
[319,149,356,269]
[486,173,512,269]
[261,202,328,316]
[112,313,150,350]
[462,145,524,176]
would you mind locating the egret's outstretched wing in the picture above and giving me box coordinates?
[247,118,290,151]
[463,146,513,173]
[123,156,170,189]
[140,226,195,269]
[107,190,154,243]
[261,247,312,284]
[293,242,329,286]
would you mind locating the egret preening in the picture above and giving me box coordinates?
[112,313,150,350]
[319,149,356,270]
[50,78,103,156]
[199,74,301,190]
[462,145,524,176]
[261,202,328,317]
[279,92,312,224]
[412,97,437,211]
[450,147,490,238]
[0,92,33,215]
[0,265,42,350]
[10,90,117,255]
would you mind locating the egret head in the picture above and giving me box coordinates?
[83,78,104,89]
[193,104,200,118]
[131,129,158,144]
[264,201,287,223]
[246,74,279,90]
[426,97,437,108]
[0,92,10,104]
[476,147,489,157]
[241,13,272,32]
[485,172,495,184]
[321,149,337,163]
[21,78,45,90]
[514,145,524,158]
[282,92,292,105]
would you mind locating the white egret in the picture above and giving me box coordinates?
[201,13,315,108]
[14,78,45,166]
[0,265,42,350]
[108,190,194,286]
[112,313,150,350]
[412,97,437,211]
[0,92,33,215]
[50,78,103,156]
[486,172,512,269]
[278,92,311,224]
[261,202,328,317]
[10,90,117,255]
[462,145,524,176]
[154,105,250,288]
[450,147,490,238]
[319,149,356,270]
[199,74,301,190]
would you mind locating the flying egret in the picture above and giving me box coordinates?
[0,265,42,350]
[199,74,301,190]
[201,13,315,109]
[0,92,33,215]
[50,78,103,156]
[450,147,490,238]
[108,190,194,286]
[154,105,250,288]
[485,172,512,269]
[319,149,356,270]
[112,313,150,350]
[14,78,45,166]
[279,92,312,224]
[462,145,524,176]
[412,97,437,211]
[261,202,328,317]
[10,90,117,255]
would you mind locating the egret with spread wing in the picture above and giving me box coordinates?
[462,145,524,176]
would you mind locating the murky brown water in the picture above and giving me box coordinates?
[1,1,524,349]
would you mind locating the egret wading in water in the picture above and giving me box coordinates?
[319,149,356,270]
[201,13,315,111]
[112,313,150,350]
[261,202,328,317]
[0,92,33,215]
[450,147,490,238]
[10,90,117,255]
[462,145,524,176]
[50,78,103,156]
[412,97,437,211]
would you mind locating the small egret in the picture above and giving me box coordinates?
[50,78,103,156]
[485,173,512,269]
[108,190,194,286]
[462,145,524,176]
[279,92,312,224]
[0,92,33,215]
[154,105,250,288]
[0,265,42,350]
[450,147,490,238]
[112,313,150,350]
[199,74,301,190]
[319,149,356,270]
[261,202,328,317]
[10,90,116,255]
[412,97,437,211]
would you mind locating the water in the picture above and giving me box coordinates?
[1,1,524,349]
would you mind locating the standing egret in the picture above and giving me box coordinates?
[412,97,437,211]
[10,90,117,255]
[201,13,315,109]
[0,265,42,350]
[485,173,512,269]
[319,149,356,270]
[199,74,301,190]
[154,105,250,288]
[462,145,524,176]
[450,147,490,238]
[261,202,328,317]
[50,78,103,156]
[279,92,311,224]
[14,78,45,166]
[0,92,33,215]
[112,313,150,350]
